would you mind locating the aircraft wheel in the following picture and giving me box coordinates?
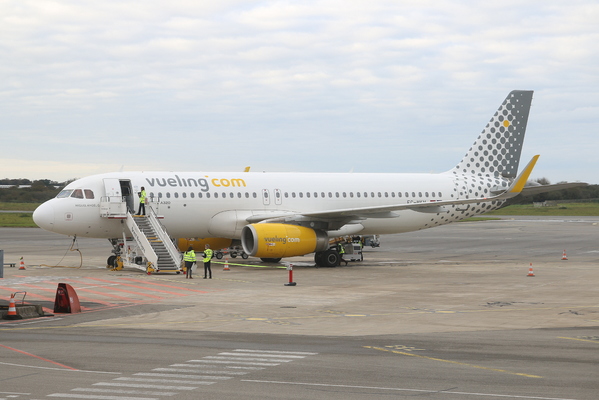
[321,250,340,267]
[215,252,223,260]
[241,252,249,259]
[230,252,237,258]
[107,255,116,268]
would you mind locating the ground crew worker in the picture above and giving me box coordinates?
[338,242,348,266]
[137,186,147,216]
[183,246,196,279]
[203,244,213,279]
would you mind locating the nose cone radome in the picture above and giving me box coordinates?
[33,202,55,231]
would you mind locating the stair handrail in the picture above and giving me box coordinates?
[146,206,182,267]
[125,212,158,268]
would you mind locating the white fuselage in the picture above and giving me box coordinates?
[33,170,503,240]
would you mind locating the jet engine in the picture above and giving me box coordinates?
[241,223,329,258]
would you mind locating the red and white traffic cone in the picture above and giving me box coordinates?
[6,294,20,320]
[561,250,568,260]
[18,257,25,270]
[527,263,535,277]
[223,258,230,271]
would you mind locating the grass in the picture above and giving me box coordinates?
[0,202,38,211]
[0,213,37,227]
[486,202,599,216]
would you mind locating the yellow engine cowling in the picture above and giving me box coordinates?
[241,223,329,258]
[177,237,233,252]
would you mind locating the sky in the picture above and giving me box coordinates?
[1,1,598,184]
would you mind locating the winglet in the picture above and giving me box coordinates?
[244,166,251,172]
[509,155,540,194]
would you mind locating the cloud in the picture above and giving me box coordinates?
[1,0,598,183]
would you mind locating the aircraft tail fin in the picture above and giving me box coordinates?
[452,90,534,179]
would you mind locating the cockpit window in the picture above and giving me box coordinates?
[56,189,73,198]
[84,189,94,199]
[71,189,84,199]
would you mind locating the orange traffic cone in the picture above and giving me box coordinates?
[561,250,568,260]
[6,294,20,320]
[527,263,535,277]
[223,258,230,271]
[19,257,25,270]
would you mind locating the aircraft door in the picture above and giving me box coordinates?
[274,189,282,205]
[103,179,122,202]
[119,180,135,213]
[262,189,270,206]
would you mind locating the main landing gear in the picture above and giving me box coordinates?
[314,249,340,268]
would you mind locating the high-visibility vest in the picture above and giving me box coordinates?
[203,249,213,263]
[339,244,345,254]
[140,190,146,203]
[184,250,196,262]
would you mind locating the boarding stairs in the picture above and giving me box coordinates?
[123,208,182,274]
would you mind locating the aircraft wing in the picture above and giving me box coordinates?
[248,156,539,224]
[520,181,588,196]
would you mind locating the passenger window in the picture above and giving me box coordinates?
[206,193,211,198]
[398,192,402,197]
[182,192,187,198]
[385,192,388,197]
[214,193,219,198]
[253,192,257,198]
[190,193,194,198]
[306,192,310,198]
[71,189,84,199]
[198,193,202,198]
[299,192,303,198]
[84,189,94,199]
[357,192,361,198]
[237,192,242,198]
[230,193,234,198]
[174,193,179,198]
[158,193,163,198]
[245,193,249,198]
[166,193,171,198]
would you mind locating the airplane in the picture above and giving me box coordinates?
[32,90,567,268]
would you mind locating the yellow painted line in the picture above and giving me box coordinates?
[559,336,599,344]
[213,261,286,269]
[364,346,542,379]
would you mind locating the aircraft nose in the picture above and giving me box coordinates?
[33,202,55,231]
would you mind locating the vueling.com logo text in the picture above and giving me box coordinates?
[145,175,247,192]
[264,236,301,244]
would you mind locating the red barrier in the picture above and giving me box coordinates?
[54,283,81,313]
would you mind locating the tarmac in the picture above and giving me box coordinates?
[1,216,598,336]
[1,217,598,400]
